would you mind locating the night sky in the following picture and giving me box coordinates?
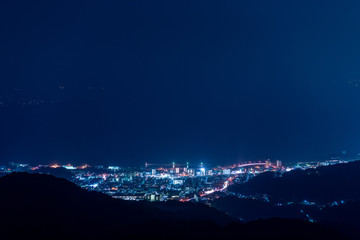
[1,0,360,166]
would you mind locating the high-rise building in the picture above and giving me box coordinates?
[223,169,231,175]
[276,160,282,168]
[265,159,271,168]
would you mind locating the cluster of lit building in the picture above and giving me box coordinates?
[0,160,283,202]
[0,157,357,203]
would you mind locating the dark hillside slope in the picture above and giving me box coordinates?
[0,173,345,240]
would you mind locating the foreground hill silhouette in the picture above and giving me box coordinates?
[29,166,75,181]
[228,161,360,203]
[0,173,345,240]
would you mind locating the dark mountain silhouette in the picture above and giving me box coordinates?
[228,161,360,203]
[0,172,345,240]
[27,166,74,181]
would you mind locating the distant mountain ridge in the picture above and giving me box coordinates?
[228,161,360,203]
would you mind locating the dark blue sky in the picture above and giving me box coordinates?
[1,0,360,166]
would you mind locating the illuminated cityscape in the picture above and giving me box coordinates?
[2,0,360,239]
[2,157,357,205]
